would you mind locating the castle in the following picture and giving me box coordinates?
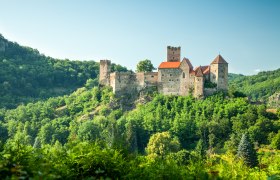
[99,46,228,98]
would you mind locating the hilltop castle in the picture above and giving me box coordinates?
[99,46,228,98]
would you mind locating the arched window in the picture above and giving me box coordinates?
[183,72,185,78]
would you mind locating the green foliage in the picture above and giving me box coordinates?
[0,35,128,109]
[229,69,280,101]
[0,73,279,178]
[237,133,259,167]
[271,130,280,150]
[146,132,180,159]
[204,80,217,88]
[136,59,156,72]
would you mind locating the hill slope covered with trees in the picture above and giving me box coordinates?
[0,34,127,109]
[229,69,280,101]
[0,86,279,179]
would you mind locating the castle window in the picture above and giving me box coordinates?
[183,72,185,78]
[162,74,164,76]
[177,79,179,81]
[170,74,172,76]
[151,75,154,78]
[169,79,171,81]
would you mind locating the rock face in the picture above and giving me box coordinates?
[99,46,229,98]
[268,92,280,108]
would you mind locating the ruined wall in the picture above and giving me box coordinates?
[110,72,138,95]
[158,68,181,95]
[99,60,111,86]
[167,46,181,62]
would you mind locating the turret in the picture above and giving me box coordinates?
[210,55,228,91]
[99,60,111,86]
[167,46,181,62]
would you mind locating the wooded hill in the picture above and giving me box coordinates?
[229,69,280,102]
[0,34,127,109]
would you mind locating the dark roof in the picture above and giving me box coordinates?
[211,55,228,64]
[194,66,203,77]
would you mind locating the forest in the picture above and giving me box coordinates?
[0,34,280,179]
[229,69,280,102]
[0,86,279,179]
[0,34,127,109]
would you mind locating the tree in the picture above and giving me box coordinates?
[270,130,280,150]
[146,132,180,159]
[136,59,155,72]
[237,133,259,167]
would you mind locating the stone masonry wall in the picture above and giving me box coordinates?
[158,69,181,95]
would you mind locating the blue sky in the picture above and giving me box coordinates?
[0,0,279,74]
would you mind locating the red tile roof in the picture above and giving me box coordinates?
[194,66,203,77]
[158,62,181,69]
[211,55,228,64]
[201,65,210,74]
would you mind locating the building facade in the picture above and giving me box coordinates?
[99,46,228,98]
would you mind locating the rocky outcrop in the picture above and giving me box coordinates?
[268,92,280,108]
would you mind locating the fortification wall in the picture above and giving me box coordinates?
[167,46,181,62]
[110,72,138,95]
[158,69,181,95]
[194,76,204,98]
[99,60,111,86]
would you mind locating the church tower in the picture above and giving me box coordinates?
[167,46,181,62]
[210,55,228,91]
[99,60,111,86]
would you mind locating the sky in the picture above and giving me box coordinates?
[0,0,279,75]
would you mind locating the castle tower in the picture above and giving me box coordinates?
[99,60,111,86]
[167,46,181,62]
[210,55,228,91]
[194,66,204,98]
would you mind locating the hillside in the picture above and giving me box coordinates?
[0,34,127,109]
[229,69,280,101]
[0,86,279,179]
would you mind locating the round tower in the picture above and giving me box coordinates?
[99,60,111,86]
[210,55,228,91]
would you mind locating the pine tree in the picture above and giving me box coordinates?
[237,133,259,167]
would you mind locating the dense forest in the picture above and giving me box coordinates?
[0,86,279,179]
[0,35,280,179]
[0,34,127,109]
[229,69,280,102]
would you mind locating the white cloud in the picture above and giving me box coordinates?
[254,69,261,73]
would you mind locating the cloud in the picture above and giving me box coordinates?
[254,69,261,74]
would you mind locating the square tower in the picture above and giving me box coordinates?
[167,46,181,62]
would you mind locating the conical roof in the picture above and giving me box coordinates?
[211,55,228,64]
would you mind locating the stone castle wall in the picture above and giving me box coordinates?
[99,46,228,98]
[158,68,182,95]
[167,46,181,62]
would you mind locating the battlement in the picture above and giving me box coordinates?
[167,46,181,62]
[99,46,228,98]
